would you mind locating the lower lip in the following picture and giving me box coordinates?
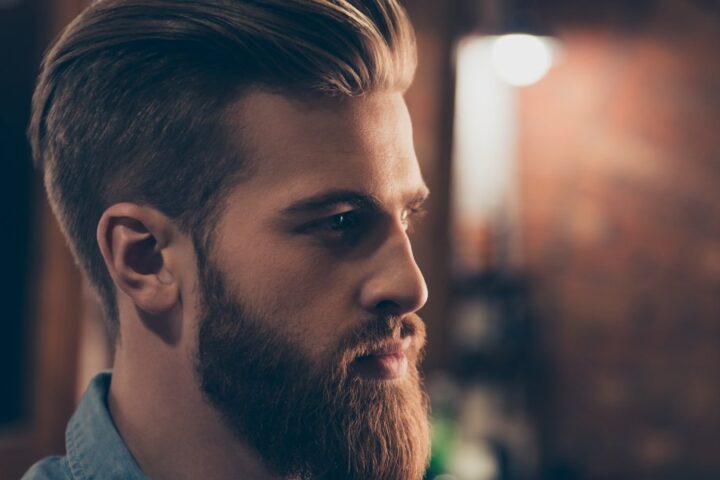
[351,351,408,380]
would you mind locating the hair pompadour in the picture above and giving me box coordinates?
[29,0,417,340]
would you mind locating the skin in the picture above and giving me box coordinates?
[96,90,429,480]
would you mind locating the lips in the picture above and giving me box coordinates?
[350,336,412,380]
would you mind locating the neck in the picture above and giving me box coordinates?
[108,335,279,480]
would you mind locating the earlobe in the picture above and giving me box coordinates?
[97,203,181,315]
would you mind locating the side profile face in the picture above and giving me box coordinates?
[192,90,431,479]
[213,90,428,365]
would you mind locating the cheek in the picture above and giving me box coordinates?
[225,241,362,353]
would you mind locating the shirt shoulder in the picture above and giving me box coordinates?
[21,456,73,480]
[21,372,146,480]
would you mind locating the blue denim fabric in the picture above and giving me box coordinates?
[22,372,147,479]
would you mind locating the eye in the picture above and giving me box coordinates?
[324,211,359,232]
[301,210,368,244]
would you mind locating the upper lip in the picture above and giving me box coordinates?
[365,336,412,357]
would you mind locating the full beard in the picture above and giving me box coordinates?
[194,258,430,480]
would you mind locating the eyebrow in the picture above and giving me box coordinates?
[280,188,429,216]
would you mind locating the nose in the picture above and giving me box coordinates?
[358,226,428,317]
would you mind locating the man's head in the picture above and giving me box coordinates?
[31,1,430,478]
[31,0,418,339]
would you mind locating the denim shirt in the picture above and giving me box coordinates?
[22,372,148,480]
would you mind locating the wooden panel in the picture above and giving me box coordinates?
[0,0,86,476]
[29,188,83,458]
[403,0,461,370]
[0,434,35,479]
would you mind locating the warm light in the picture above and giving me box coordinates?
[491,34,554,86]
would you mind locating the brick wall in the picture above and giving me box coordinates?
[518,3,720,479]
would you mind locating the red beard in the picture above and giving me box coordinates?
[195,259,431,480]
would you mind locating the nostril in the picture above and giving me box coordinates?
[374,299,402,315]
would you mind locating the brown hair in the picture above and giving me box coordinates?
[29,0,417,339]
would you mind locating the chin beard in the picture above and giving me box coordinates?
[194,259,430,480]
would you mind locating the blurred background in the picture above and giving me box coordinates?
[2,0,719,479]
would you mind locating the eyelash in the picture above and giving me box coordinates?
[323,211,357,229]
[308,207,427,240]
[311,211,365,239]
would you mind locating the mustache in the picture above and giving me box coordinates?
[336,313,427,366]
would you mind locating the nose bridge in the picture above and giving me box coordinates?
[359,223,428,315]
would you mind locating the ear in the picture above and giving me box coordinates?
[97,203,182,316]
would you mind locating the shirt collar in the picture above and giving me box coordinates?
[65,371,147,480]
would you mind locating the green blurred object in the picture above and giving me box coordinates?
[425,414,458,479]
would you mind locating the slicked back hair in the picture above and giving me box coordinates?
[29,0,417,340]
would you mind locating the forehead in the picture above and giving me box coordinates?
[226,91,425,206]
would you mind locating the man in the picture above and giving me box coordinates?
[24,1,431,479]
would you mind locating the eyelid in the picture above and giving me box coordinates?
[320,203,360,216]
[297,203,367,224]
[293,202,426,237]
[298,209,362,233]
